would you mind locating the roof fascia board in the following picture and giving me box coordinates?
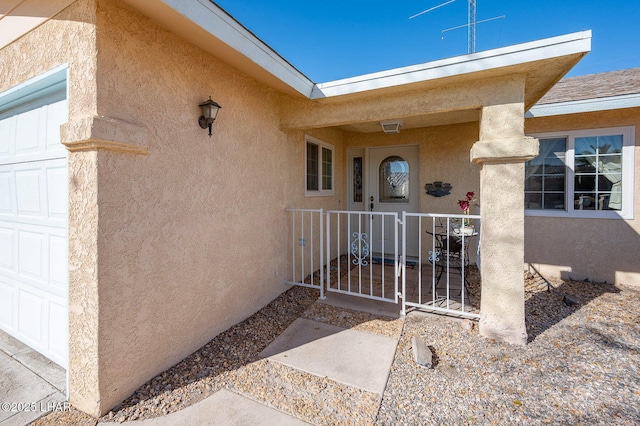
[0,63,68,113]
[161,0,314,97]
[526,92,640,118]
[312,31,592,99]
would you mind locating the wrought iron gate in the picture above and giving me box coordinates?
[286,209,481,319]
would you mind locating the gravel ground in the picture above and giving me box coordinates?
[378,279,640,425]
[32,277,640,425]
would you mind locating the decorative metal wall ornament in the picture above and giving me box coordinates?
[425,181,452,197]
[351,232,370,266]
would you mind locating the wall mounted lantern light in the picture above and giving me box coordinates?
[198,97,222,137]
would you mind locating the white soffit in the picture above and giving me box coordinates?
[0,0,75,50]
[527,93,640,117]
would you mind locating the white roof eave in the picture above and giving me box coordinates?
[148,2,590,102]
[311,31,592,100]
[159,0,315,97]
[527,92,640,117]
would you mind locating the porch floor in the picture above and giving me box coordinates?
[323,256,481,316]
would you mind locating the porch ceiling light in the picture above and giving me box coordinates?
[380,120,402,134]
[198,97,222,137]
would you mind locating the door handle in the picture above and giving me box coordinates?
[370,196,374,211]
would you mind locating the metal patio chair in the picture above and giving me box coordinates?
[427,224,474,297]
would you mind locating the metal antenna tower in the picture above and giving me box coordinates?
[440,0,504,54]
[411,1,504,54]
[468,0,476,54]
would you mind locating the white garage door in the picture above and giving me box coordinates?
[0,72,69,368]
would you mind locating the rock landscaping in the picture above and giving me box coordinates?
[32,277,640,425]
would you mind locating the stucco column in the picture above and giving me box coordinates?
[62,116,149,416]
[66,149,101,414]
[471,99,538,345]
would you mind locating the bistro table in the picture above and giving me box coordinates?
[425,224,477,296]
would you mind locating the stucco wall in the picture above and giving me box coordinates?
[0,0,347,414]
[85,0,344,414]
[525,108,640,286]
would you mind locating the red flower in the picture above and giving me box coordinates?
[458,191,476,213]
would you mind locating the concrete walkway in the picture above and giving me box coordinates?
[258,317,398,395]
[4,293,402,425]
[96,389,309,426]
[0,331,66,426]
[104,303,399,425]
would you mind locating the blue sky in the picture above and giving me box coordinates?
[214,0,640,82]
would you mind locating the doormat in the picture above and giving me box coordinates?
[372,256,417,269]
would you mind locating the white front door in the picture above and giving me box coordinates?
[0,79,69,367]
[367,145,419,257]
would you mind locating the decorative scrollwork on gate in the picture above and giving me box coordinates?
[428,250,440,263]
[351,232,370,266]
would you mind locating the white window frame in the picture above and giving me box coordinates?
[305,135,334,197]
[526,126,635,219]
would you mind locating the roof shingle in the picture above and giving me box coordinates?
[537,67,640,105]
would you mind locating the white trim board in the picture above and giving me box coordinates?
[0,64,68,116]
[527,93,640,118]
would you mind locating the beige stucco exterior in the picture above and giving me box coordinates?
[525,108,640,287]
[1,0,343,415]
[69,0,326,414]
[472,83,535,346]
[0,0,596,417]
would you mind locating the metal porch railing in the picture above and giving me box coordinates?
[285,208,324,299]
[286,209,481,319]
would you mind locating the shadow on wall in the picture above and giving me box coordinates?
[97,285,399,422]
[524,267,620,343]
[524,215,640,286]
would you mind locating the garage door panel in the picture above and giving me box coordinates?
[45,100,66,151]
[0,280,16,330]
[21,285,66,366]
[0,226,14,270]
[2,273,67,366]
[49,234,67,288]
[15,107,40,155]
[0,222,66,297]
[0,158,67,227]
[0,116,14,157]
[48,300,67,362]
[0,99,67,165]
[19,229,44,279]
[0,171,11,212]
[18,288,44,343]
[15,169,42,215]
[46,165,67,218]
